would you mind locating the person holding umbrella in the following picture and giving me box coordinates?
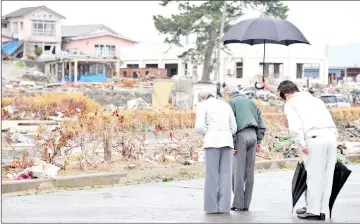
[223,85,266,212]
[277,80,338,220]
[195,92,237,214]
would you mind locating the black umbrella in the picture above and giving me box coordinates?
[329,161,352,219]
[222,17,310,89]
[291,161,352,218]
[291,162,307,213]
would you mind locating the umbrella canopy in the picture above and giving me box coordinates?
[291,161,352,218]
[291,162,307,213]
[329,161,352,219]
[222,17,310,89]
[222,17,310,46]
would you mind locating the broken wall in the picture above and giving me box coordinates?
[84,88,152,107]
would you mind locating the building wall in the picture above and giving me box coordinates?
[1,26,11,37]
[62,35,136,57]
[121,43,329,85]
[1,36,13,43]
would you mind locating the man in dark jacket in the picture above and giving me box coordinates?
[223,86,266,212]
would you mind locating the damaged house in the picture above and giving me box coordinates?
[61,24,137,58]
[1,5,65,59]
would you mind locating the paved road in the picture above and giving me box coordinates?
[3,165,360,223]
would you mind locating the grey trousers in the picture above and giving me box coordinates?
[204,147,232,213]
[232,128,257,209]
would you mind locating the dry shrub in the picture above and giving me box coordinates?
[2,152,34,174]
[35,122,78,167]
[3,93,101,120]
[329,107,360,123]
[73,107,359,131]
[123,79,135,87]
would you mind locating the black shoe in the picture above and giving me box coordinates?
[297,212,326,221]
[296,207,306,215]
[231,207,248,212]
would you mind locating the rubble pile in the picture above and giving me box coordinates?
[338,121,360,141]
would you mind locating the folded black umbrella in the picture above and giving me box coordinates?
[329,161,352,219]
[291,161,352,218]
[291,162,307,213]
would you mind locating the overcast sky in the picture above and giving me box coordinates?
[2,1,360,48]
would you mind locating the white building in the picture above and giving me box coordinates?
[120,42,329,86]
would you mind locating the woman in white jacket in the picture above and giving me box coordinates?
[195,92,237,214]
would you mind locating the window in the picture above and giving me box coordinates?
[146,64,158,68]
[193,65,198,77]
[13,22,18,34]
[303,63,320,78]
[133,71,138,78]
[127,64,139,68]
[110,46,115,56]
[320,96,336,104]
[123,71,127,77]
[296,63,303,79]
[274,63,282,78]
[94,44,116,57]
[20,22,23,30]
[236,62,243,78]
[260,63,270,77]
[2,22,7,28]
[336,96,348,103]
[32,20,55,36]
[185,63,188,75]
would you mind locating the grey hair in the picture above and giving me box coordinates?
[198,92,214,101]
[223,85,239,95]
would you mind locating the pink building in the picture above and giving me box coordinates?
[1,6,65,56]
[61,24,137,58]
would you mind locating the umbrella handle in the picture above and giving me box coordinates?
[255,76,266,90]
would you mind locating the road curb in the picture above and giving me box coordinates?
[2,172,127,194]
[2,155,359,194]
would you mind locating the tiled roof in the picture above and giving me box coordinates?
[62,24,107,37]
[3,6,65,19]
[62,24,137,43]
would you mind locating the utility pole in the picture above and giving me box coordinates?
[214,1,227,83]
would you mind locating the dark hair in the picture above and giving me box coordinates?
[206,94,214,100]
[277,80,299,100]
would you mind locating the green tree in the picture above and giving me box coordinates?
[153,0,289,81]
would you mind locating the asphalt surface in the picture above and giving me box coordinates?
[2,165,360,223]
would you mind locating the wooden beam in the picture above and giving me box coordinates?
[61,62,65,83]
[74,60,78,83]
[55,63,59,77]
[69,62,72,82]
[75,58,119,63]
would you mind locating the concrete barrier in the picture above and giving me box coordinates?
[2,155,359,194]
[53,172,127,188]
[2,179,52,194]
[2,172,127,194]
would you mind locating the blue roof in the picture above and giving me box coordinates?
[59,73,110,83]
[2,40,23,56]
[79,73,110,83]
